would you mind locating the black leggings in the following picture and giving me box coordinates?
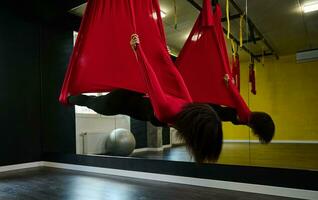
[210,104,240,124]
[68,89,166,127]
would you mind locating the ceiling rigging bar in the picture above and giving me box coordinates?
[186,0,279,61]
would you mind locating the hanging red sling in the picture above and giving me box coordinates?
[232,53,241,91]
[249,62,257,95]
[59,0,192,123]
[176,0,251,123]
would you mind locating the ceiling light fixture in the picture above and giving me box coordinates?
[303,1,318,13]
[152,10,166,20]
[160,10,167,18]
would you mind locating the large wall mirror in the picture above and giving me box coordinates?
[71,0,318,172]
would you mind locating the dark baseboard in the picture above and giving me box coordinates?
[0,158,42,167]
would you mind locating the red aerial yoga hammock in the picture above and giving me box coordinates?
[249,62,257,95]
[59,0,192,123]
[176,0,251,124]
[232,53,241,91]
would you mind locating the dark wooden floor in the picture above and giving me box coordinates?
[131,143,318,170]
[0,167,300,200]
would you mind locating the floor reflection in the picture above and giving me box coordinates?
[131,145,194,162]
[130,143,318,170]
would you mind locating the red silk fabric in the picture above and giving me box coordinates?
[176,0,251,123]
[232,54,241,91]
[249,63,257,95]
[59,0,192,123]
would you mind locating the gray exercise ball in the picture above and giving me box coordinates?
[105,128,136,156]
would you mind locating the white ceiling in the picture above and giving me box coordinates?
[70,0,318,59]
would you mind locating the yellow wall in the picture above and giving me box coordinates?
[223,55,318,141]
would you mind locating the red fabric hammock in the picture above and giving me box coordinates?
[59,0,192,123]
[176,0,251,123]
[232,54,241,91]
[249,62,257,95]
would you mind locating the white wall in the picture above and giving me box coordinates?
[75,114,130,154]
[170,128,183,145]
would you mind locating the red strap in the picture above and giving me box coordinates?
[201,0,214,27]
[249,64,256,95]
[231,54,241,91]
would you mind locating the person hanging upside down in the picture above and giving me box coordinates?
[68,35,275,163]
[59,0,275,164]
[62,22,225,163]
[68,89,223,163]
[173,1,275,144]
[211,105,275,143]
[68,89,275,163]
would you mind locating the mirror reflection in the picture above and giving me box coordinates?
[69,0,318,171]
